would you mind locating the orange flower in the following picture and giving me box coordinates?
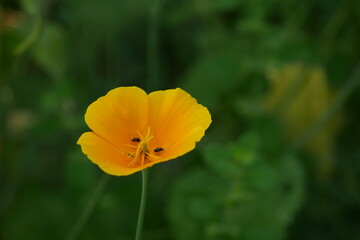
[77,87,211,176]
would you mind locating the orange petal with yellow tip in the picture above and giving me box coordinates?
[77,132,156,176]
[148,88,211,162]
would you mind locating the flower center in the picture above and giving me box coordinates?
[126,127,165,167]
[128,127,153,167]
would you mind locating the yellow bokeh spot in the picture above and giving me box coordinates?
[265,63,342,178]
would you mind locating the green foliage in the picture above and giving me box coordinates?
[32,23,68,80]
[168,132,304,240]
[181,42,245,108]
[1,0,360,239]
[18,0,41,16]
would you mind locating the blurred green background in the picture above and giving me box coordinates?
[1,0,360,239]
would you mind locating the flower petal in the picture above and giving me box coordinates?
[148,88,211,161]
[77,132,155,176]
[84,86,149,151]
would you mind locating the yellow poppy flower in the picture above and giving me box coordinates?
[77,87,212,176]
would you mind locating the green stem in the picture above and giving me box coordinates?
[14,15,43,56]
[135,169,148,240]
[67,174,110,240]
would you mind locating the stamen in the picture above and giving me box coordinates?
[128,127,154,167]
[137,130,144,140]
[129,156,138,166]
[154,147,163,152]
[123,144,138,149]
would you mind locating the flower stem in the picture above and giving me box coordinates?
[14,15,43,56]
[135,169,148,240]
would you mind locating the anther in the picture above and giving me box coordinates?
[132,137,141,142]
[154,147,164,152]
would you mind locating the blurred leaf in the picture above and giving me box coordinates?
[32,23,67,80]
[167,169,228,240]
[168,133,304,240]
[204,132,260,178]
[235,97,265,119]
[19,0,42,16]
[252,115,283,154]
[212,0,241,11]
[180,41,246,109]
